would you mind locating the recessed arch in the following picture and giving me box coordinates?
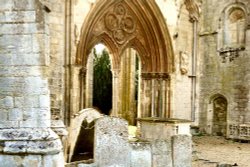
[209,93,228,104]
[76,0,174,73]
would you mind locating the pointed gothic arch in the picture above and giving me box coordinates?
[76,0,175,119]
[76,0,174,73]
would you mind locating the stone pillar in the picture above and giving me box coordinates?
[94,117,130,167]
[140,73,170,118]
[0,0,64,166]
[120,48,137,125]
[79,67,86,110]
[112,69,120,117]
[86,50,94,108]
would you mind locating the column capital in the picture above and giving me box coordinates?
[141,72,170,80]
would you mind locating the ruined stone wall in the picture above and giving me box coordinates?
[46,0,66,121]
[156,0,195,121]
[198,0,250,134]
[0,0,51,129]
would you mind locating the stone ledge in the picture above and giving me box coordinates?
[0,128,58,141]
[0,128,62,155]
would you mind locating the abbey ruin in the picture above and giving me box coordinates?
[0,0,249,166]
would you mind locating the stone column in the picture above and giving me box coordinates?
[139,73,170,118]
[86,50,94,108]
[120,48,137,125]
[0,1,64,166]
[112,69,120,117]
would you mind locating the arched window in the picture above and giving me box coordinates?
[224,8,246,47]
[218,4,247,62]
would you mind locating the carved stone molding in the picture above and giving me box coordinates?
[218,46,245,63]
[79,67,87,77]
[141,72,170,80]
[184,0,200,22]
[77,0,174,73]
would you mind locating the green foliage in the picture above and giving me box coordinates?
[93,48,112,114]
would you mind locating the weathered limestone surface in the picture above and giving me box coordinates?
[138,118,191,140]
[94,117,130,167]
[0,0,64,166]
[198,0,250,138]
[172,135,192,167]
[151,139,172,167]
[0,152,64,167]
[130,141,152,167]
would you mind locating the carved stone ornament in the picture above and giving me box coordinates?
[77,0,175,73]
[105,3,136,45]
[141,73,170,80]
[180,51,189,75]
[184,0,200,22]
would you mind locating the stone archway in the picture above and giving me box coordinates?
[212,96,228,136]
[76,0,174,119]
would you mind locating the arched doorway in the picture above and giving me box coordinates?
[76,0,174,121]
[212,96,227,136]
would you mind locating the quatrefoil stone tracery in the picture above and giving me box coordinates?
[104,3,136,44]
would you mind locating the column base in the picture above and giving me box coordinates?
[0,128,64,167]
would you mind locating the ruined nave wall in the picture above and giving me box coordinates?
[156,0,196,121]
[198,0,250,135]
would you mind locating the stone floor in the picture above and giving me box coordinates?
[192,135,250,167]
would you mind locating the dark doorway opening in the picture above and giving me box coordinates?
[92,46,112,115]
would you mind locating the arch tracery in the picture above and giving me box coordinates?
[76,0,174,73]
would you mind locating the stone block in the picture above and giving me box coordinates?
[0,0,35,11]
[151,139,172,167]
[0,110,8,121]
[22,155,42,167]
[27,140,62,154]
[0,155,23,167]
[14,96,24,108]
[8,108,23,121]
[39,95,50,108]
[172,135,192,167]
[0,34,32,54]
[78,163,97,167]
[130,141,152,167]
[24,96,40,108]
[0,96,14,108]
[0,66,42,77]
[94,116,130,167]
[0,23,44,35]
[0,121,19,128]
[13,53,42,66]
[216,164,232,167]
[0,128,58,141]
[0,11,36,23]
[43,152,65,167]
[4,141,28,153]
[0,153,64,167]
[19,120,39,128]
[37,119,51,128]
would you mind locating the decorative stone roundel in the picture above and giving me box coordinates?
[105,3,136,44]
